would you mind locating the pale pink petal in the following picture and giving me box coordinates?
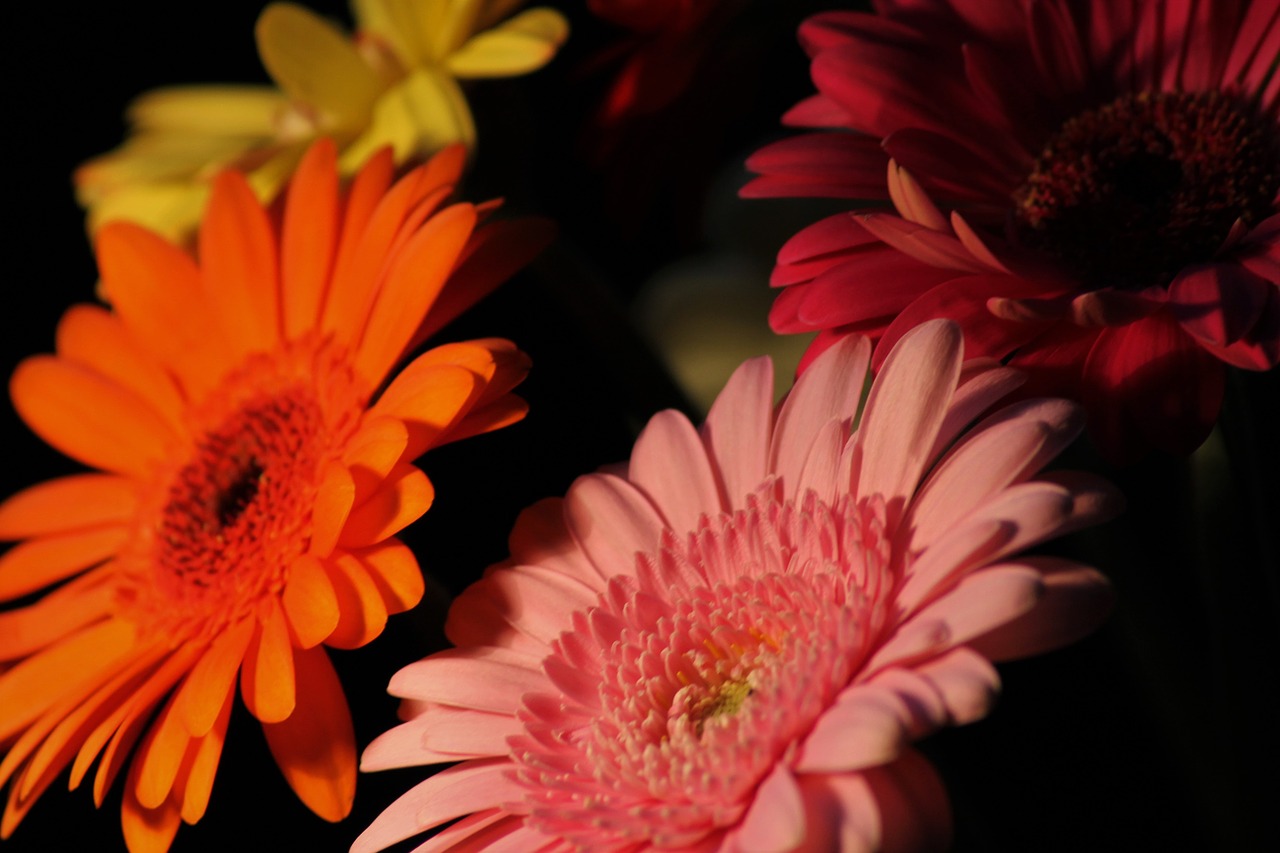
[564,473,666,579]
[914,647,1001,726]
[907,398,1082,546]
[925,362,1025,461]
[361,716,482,772]
[968,557,1115,661]
[629,410,723,531]
[447,565,600,647]
[795,687,909,772]
[700,356,774,506]
[770,334,870,500]
[505,498,602,586]
[853,320,962,511]
[388,649,548,713]
[734,764,806,852]
[350,759,523,853]
[869,565,1042,672]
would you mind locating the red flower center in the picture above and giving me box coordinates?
[1011,90,1279,290]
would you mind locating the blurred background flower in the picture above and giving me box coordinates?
[75,0,568,240]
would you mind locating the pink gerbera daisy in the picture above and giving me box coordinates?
[744,0,1280,461]
[354,319,1118,852]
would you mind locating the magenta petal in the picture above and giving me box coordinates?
[1168,263,1269,346]
[1082,315,1226,459]
[743,134,891,200]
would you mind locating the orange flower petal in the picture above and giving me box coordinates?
[281,138,340,339]
[0,568,114,660]
[339,463,435,548]
[343,417,409,504]
[135,693,192,810]
[55,304,187,437]
[372,362,479,459]
[440,395,530,446]
[198,170,282,359]
[0,527,126,601]
[176,618,255,737]
[262,646,355,821]
[282,554,341,649]
[355,539,424,614]
[322,165,443,343]
[0,473,138,540]
[410,216,556,347]
[122,758,182,853]
[240,600,297,724]
[0,638,157,798]
[0,619,135,742]
[180,686,233,825]
[95,222,230,398]
[324,552,389,649]
[10,356,183,477]
[353,202,478,385]
[330,147,394,276]
[88,646,201,807]
[310,461,355,558]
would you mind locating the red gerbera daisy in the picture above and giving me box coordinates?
[744,0,1280,461]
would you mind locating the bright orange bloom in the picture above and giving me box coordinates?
[0,138,538,852]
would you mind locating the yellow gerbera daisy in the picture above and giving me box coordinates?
[0,138,540,852]
[75,0,569,240]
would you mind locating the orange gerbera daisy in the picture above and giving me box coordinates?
[0,138,539,852]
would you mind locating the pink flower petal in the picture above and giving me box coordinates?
[853,319,961,513]
[565,473,666,579]
[629,410,722,531]
[771,334,870,499]
[968,557,1115,662]
[735,764,807,852]
[350,759,523,853]
[388,648,547,713]
[701,355,774,504]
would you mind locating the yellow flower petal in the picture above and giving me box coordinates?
[340,67,475,169]
[127,86,288,135]
[255,2,383,127]
[446,8,569,78]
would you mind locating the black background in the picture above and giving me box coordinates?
[3,2,1278,851]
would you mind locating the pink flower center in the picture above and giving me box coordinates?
[1011,90,1278,289]
[511,491,895,850]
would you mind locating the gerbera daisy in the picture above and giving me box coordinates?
[75,0,569,239]
[354,319,1119,852]
[0,138,540,852]
[743,0,1280,461]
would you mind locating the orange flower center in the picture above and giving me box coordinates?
[118,339,365,639]
[1012,90,1279,289]
[155,389,324,605]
